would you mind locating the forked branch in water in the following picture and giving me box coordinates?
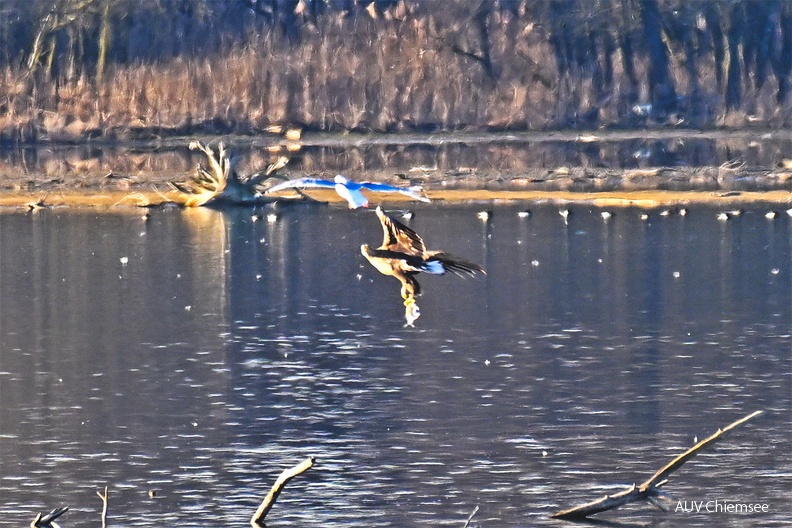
[96,486,109,528]
[551,410,763,520]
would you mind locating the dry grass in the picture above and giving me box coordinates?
[0,4,790,143]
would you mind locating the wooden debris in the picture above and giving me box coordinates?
[551,410,763,520]
[623,168,664,179]
[251,456,315,527]
[462,505,479,528]
[284,128,302,141]
[30,507,68,528]
[264,125,303,152]
[26,195,49,211]
[168,141,289,207]
[96,486,109,528]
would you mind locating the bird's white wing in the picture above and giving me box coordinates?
[265,178,335,193]
[335,185,368,208]
[360,182,431,202]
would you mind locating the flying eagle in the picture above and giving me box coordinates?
[361,207,485,311]
[265,175,430,209]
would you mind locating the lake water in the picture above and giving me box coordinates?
[0,202,790,527]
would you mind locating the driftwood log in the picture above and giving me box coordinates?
[30,507,68,528]
[168,141,289,207]
[251,456,315,527]
[28,457,314,528]
[551,410,763,519]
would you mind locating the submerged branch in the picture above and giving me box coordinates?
[551,410,763,520]
[30,507,69,528]
[462,505,480,528]
[251,456,315,527]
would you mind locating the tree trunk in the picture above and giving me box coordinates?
[96,3,110,85]
[725,2,744,110]
[754,1,780,91]
[640,0,676,118]
[704,3,726,90]
[773,3,792,103]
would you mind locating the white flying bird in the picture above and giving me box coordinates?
[265,175,430,209]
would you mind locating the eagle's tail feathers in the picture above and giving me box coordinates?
[426,253,485,277]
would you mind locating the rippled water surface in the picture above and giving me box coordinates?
[1,203,790,527]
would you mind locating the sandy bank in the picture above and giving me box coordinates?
[2,188,790,211]
[1,129,790,210]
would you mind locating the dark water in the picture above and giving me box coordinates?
[0,203,790,527]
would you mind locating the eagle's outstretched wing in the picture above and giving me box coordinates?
[375,206,425,254]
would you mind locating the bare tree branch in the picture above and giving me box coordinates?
[251,456,315,527]
[30,507,68,528]
[551,410,763,520]
[96,486,109,528]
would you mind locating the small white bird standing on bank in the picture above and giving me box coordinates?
[265,175,430,209]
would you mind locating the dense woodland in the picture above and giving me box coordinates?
[0,0,790,143]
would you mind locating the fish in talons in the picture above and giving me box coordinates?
[404,296,421,327]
